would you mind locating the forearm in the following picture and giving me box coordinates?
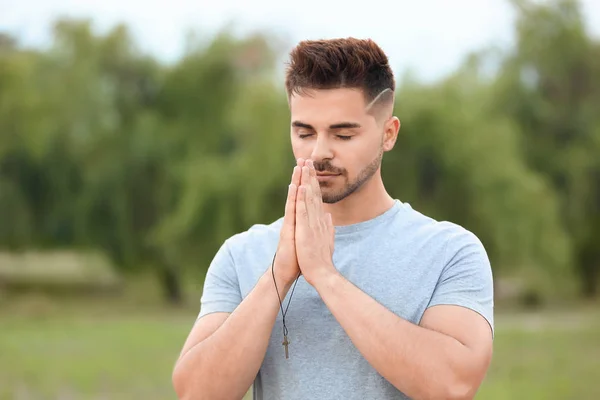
[174,269,292,400]
[314,271,475,400]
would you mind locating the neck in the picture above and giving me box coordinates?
[323,171,395,227]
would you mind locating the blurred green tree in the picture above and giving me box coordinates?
[1,0,599,304]
[494,0,600,296]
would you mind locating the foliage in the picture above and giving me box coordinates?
[0,0,599,302]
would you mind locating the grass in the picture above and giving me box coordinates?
[0,296,599,400]
[478,310,600,399]
[0,311,191,400]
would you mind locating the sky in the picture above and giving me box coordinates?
[2,0,600,82]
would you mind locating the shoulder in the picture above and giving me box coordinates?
[223,217,284,255]
[399,202,488,262]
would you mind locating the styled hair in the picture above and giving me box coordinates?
[284,38,395,104]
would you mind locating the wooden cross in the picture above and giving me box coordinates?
[282,335,290,359]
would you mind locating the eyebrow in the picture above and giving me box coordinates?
[291,121,362,130]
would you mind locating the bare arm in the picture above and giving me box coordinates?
[294,160,493,400]
[172,268,295,400]
[173,168,303,400]
[313,270,493,400]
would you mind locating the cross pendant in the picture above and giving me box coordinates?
[282,335,290,359]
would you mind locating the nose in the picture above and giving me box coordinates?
[310,134,334,162]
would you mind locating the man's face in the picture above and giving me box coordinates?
[289,88,395,204]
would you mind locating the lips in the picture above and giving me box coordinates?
[316,170,341,176]
[316,173,340,182]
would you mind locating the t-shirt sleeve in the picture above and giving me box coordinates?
[426,228,495,337]
[197,239,242,320]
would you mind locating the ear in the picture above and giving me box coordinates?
[382,116,401,152]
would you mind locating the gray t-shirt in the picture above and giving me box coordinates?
[198,200,494,399]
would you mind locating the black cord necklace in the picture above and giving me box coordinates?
[271,251,301,359]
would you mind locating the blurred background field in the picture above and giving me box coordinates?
[1,0,600,398]
[1,286,599,400]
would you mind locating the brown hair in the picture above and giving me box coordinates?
[284,38,395,103]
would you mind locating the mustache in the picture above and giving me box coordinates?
[313,161,345,175]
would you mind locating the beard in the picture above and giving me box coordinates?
[314,146,384,204]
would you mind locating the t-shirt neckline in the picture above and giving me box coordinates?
[334,199,404,236]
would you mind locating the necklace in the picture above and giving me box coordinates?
[271,251,301,359]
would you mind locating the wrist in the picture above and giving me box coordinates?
[264,265,298,295]
[308,264,341,293]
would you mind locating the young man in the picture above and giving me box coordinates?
[172,38,494,400]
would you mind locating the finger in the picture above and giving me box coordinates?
[304,183,316,228]
[306,159,323,208]
[284,166,301,238]
[295,159,305,189]
[291,165,301,188]
[296,184,309,228]
[283,183,297,240]
[300,165,315,225]
[301,165,311,189]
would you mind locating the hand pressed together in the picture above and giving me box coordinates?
[271,164,302,288]
[273,158,338,288]
[293,159,337,287]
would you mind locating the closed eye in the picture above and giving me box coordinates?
[297,133,353,140]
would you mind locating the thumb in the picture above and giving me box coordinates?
[326,213,335,252]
